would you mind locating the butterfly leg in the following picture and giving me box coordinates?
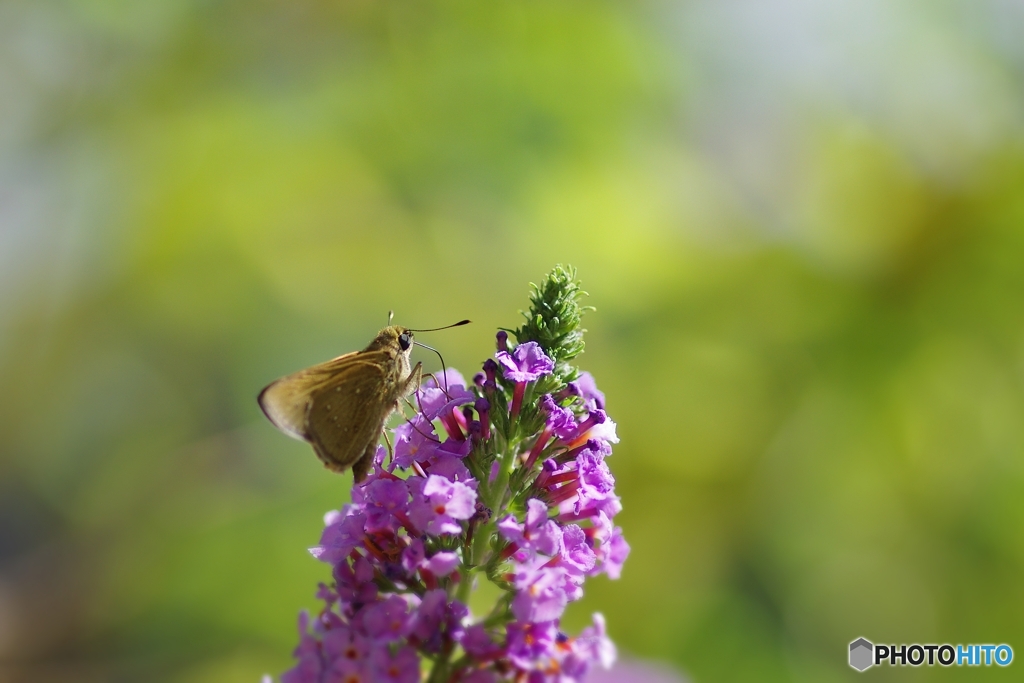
[352,439,376,484]
[401,395,417,416]
[398,362,423,398]
[383,429,394,465]
[421,370,457,398]
[407,387,430,423]
[402,364,438,422]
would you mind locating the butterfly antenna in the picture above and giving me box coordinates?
[406,319,471,333]
[388,310,395,325]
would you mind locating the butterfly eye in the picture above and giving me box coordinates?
[398,332,412,351]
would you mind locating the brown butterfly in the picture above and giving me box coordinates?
[258,318,469,482]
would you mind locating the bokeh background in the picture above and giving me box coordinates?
[2,1,1024,681]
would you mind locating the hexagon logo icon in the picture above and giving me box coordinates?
[849,637,874,671]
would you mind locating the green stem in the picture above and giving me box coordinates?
[485,433,512,514]
[470,519,494,571]
[455,564,475,604]
[426,656,449,683]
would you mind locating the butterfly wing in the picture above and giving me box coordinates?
[258,349,399,475]
[304,353,394,472]
[257,351,364,440]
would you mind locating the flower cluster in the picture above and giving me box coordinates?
[276,266,629,683]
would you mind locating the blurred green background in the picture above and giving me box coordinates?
[2,1,1024,681]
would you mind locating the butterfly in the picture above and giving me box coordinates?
[258,319,468,482]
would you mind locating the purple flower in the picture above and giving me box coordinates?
[562,438,612,463]
[391,416,441,469]
[498,498,562,557]
[422,551,460,577]
[496,342,554,383]
[315,582,337,606]
[461,670,499,683]
[540,394,578,439]
[599,525,630,580]
[281,612,324,683]
[586,511,630,579]
[577,449,614,493]
[562,613,616,679]
[369,644,420,683]
[524,395,581,471]
[496,342,555,419]
[475,397,491,441]
[334,554,377,606]
[360,478,409,532]
[310,509,366,564]
[568,408,618,446]
[421,368,469,396]
[574,449,615,515]
[409,589,447,645]
[274,276,628,683]
[560,524,596,576]
[482,358,498,385]
[461,625,503,660]
[409,475,477,535]
[400,538,425,573]
[576,371,606,410]
[327,659,366,683]
[587,415,619,445]
[506,620,558,671]
[427,453,476,486]
[322,623,370,670]
[524,394,580,469]
[416,369,475,421]
[569,493,622,523]
[436,434,473,459]
[361,595,412,642]
[580,613,617,668]
[511,561,570,623]
[445,600,469,641]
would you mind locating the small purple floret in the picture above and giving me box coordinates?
[409,475,477,535]
[540,394,578,440]
[576,371,606,410]
[495,341,554,383]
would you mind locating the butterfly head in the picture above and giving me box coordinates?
[365,325,414,355]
